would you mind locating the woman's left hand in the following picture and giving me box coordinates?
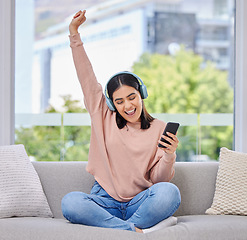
[158,132,179,154]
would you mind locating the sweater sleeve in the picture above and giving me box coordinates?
[150,151,176,183]
[69,33,105,115]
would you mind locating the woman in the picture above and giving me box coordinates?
[62,10,181,233]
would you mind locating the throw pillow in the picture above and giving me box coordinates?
[206,147,247,215]
[0,144,53,218]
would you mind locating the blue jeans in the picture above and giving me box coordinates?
[61,181,181,231]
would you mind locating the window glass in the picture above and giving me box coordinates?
[15,0,235,162]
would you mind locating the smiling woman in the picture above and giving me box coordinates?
[60,9,181,233]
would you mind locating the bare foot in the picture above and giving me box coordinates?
[135,227,143,233]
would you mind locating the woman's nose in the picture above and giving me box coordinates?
[124,100,132,110]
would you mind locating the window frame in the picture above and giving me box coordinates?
[0,0,15,146]
[0,0,246,153]
[234,0,247,153]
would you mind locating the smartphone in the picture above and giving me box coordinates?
[158,122,180,148]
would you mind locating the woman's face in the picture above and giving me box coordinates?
[112,85,143,123]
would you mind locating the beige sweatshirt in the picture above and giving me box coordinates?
[70,33,176,202]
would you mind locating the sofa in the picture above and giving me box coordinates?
[1,161,247,240]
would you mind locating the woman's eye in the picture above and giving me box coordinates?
[129,96,135,100]
[116,101,123,105]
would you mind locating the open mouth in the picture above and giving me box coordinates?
[125,108,136,116]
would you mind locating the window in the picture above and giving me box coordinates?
[11,0,238,161]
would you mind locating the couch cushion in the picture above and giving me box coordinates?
[171,162,218,216]
[206,147,247,215]
[0,145,52,218]
[33,161,219,218]
[32,161,95,219]
[145,215,247,240]
[0,217,144,240]
[1,215,246,240]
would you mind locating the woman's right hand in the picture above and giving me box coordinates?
[69,10,87,35]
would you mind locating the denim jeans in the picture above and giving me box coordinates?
[61,181,181,231]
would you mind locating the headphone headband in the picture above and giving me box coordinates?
[104,71,148,111]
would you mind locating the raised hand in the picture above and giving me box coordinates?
[69,10,87,35]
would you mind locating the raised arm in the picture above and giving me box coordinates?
[69,10,105,115]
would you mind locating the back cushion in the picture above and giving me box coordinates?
[171,162,218,216]
[33,162,94,219]
[33,161,218,218]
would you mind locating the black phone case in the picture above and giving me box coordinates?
[158,122,180,148]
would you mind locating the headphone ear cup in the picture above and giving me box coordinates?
[140,85,148,99]
[105,97,116,111]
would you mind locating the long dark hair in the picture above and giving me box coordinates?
[107,73,155,129]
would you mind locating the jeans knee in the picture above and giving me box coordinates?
[152,182,181,207]
[62,191,78,207]
[167,183,181,204]
[61,191,87,222]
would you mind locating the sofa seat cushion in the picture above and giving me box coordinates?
[0,217,143,240]
[1,215,247,240]
[146,215,247,240]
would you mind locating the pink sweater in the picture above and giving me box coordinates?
[70,33,176,202]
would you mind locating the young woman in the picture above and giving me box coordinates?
[62,10,181,233]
